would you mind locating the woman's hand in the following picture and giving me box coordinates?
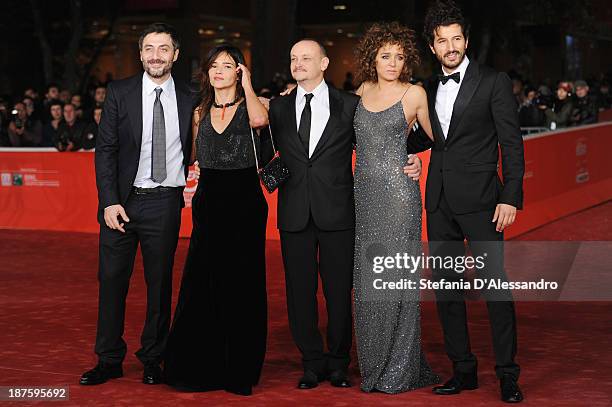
[240,63,270,127]
[193,160,200,180]
[237,63,253,92]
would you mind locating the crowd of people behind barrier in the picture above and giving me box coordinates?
[0,82,106,150]
[0,72,610,150]
[512,76,611,131]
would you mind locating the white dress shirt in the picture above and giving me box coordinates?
[435,56,470,139]
[295,80,330,158]
[134,72,185,188]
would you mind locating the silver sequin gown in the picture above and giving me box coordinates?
[353,99,439,393]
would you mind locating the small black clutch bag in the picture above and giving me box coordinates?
[250,125,290,193]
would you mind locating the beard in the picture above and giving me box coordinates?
[143,59,173,78]
[436,50,465,71]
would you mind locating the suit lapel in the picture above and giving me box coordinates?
[127,77,143,148]
[446,61,481,143]
[310,86,341,161]
[427,77,445,147]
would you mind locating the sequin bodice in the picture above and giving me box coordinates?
[196,103,259,170]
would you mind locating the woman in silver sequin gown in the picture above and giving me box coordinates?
[352,22,439,393]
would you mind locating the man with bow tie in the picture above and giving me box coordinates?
[407,1,525,403]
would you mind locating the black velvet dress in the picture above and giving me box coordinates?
[164,103,268,395]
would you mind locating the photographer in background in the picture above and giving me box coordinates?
[571,80,598,126]
[54,103,96,151]
[542,81,574,130]
[8,101,42,147]
[519,86,546,127]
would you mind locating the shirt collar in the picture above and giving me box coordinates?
[441,55,470,82]
[296,79,328,102]
[143,72,174,96]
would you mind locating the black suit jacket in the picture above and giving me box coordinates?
[95,74,197,222]
[269,86,359,232]
[423,62,525,214]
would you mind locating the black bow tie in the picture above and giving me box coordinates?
[438,72,460,85]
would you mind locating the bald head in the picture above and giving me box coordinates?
[292,39,327,58]
[290,39,329,90]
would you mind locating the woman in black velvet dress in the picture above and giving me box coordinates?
[163,45,270,396]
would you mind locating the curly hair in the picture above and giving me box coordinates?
[354,21,420,85]
[423,0,469,45]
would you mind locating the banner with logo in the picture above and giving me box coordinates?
[0,149,279,239]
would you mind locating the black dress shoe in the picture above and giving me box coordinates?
[433,375,478,395]
[143,364,163,385]
[500,375,523,403]
[297,370,324,390]
[79,362,123,385]
[329,370,352,388]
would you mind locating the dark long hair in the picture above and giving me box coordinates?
[195,44,246,125]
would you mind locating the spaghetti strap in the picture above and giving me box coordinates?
[399,85,411,102]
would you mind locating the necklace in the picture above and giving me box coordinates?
[213,96,241,120]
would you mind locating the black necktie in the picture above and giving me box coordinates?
[298,93,314,155]
[438,72,461,85]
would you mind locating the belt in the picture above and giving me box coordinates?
[132,186,180,195]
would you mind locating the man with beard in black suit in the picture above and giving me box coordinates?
[413,1,525,403]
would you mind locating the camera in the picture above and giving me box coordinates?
[534,94,553,109]
[11,109,24,129]
[57,128,72,150]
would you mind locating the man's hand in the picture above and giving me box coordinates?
[193,160,200,180]
[279,86,296,97]
[402,154,422,181]
[104,204,130,233]
[492,203,517,232]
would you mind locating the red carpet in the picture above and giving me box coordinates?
[1,202,611,406]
